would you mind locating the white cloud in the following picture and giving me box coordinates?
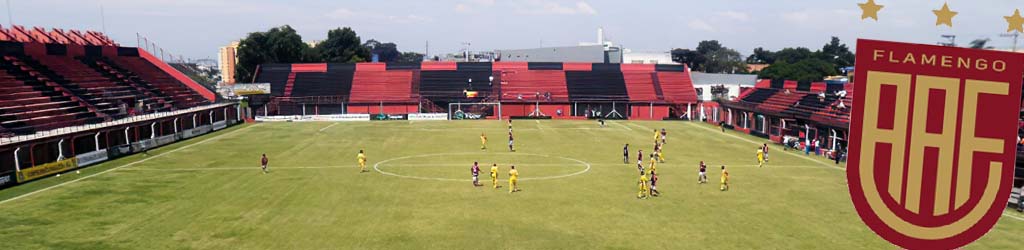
[717,11,749,21]
[575,2,597,15]
[688,19,714,31]
[517,0,598,15]
[325,8,432,23]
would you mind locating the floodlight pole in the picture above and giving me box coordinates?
[1001,32,1019,52]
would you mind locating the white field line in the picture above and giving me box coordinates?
[0,124,258,206]
[119,166,354,171]
[685,123,844,171]
[1002,212,1024,222]
[613,121,633,131]
[318,123,339,132]
[628,122,654,132]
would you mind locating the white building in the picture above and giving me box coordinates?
[690,72,758,101]
[622,50,676,64]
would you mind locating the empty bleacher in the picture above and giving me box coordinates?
[621,64,659,102]
[0,26,216,136]
[495,62,568,102]
[0,56,101,134]
[108,56,208,108]
[350,63,414,102]
[565,64,628,101]
[419,63,493,100]
[655,71,699,104]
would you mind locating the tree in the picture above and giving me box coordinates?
[969,38,994,49]
[772,47,814,64]
[821,37,855,68]
[703,47,747,73]
[696,40,723,55]
[316,27,370,63]
[235,25,312,83]
[757,58,838,82]
[363,39,401,62]
[746,47,775,64]
[671,48,704,69]
[397,52,424,63]
[679,40,747,73]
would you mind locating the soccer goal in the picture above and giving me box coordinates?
[448,102,502,120]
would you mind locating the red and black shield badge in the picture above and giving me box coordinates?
[847,39,1024,249]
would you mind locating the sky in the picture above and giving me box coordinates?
[4,0,1024,61]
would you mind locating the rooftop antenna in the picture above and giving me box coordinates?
[6,0,12,26]
[1000,32,1020,52]
[100,4,107,34]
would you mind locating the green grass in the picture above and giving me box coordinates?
[0,120,1021,249]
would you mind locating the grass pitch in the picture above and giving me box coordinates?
[0,120,1021,249]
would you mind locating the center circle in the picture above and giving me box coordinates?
[373,152,591,182]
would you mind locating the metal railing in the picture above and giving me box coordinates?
[0,103,237,145]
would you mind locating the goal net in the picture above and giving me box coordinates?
[448,102,502,120]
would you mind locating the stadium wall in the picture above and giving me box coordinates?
[0,103,241,189]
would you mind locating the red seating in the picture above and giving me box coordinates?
[656,72,699,103]
[623,73,659,101]
[499,70,569,102]
[109,57,208,108]
[349,67,414,102]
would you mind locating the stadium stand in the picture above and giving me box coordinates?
[494,62,569,102]
[0,26,216,136]
[350,63,414,102]
[565,63,628,101]
[253,61,699,119]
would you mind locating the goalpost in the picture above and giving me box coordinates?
[448,102,502,120]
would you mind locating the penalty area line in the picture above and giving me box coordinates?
[0,124,259,206]
[318,123,339,132]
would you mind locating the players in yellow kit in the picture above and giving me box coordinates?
[508,165,520,193]
[638,172,649,199]
[648,153,657,173]
[656,144,665,163]
[490,164,499,188]
[756,147,765,168]
[480,133,487,150]
[357,150,367,173]
[720,165,730,191]
[653,129,660,143]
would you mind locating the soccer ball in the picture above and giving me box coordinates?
[56,174,61,177]
[76,170,81,174]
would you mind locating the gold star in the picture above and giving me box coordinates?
[932,3,957,27]
[858,0,884,20]
[1006,9,1024,33]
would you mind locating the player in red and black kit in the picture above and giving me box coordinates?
[261,154,269,174]
[762,143,769,162]
[649,170,660,196]
[508,131,515,152]
[636,149,645,174]
[471,162,482,186]
[698,161,707,184]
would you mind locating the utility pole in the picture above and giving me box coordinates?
[6,0,12,26]
[1000,32,1020,52]
[100,4,107,34]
